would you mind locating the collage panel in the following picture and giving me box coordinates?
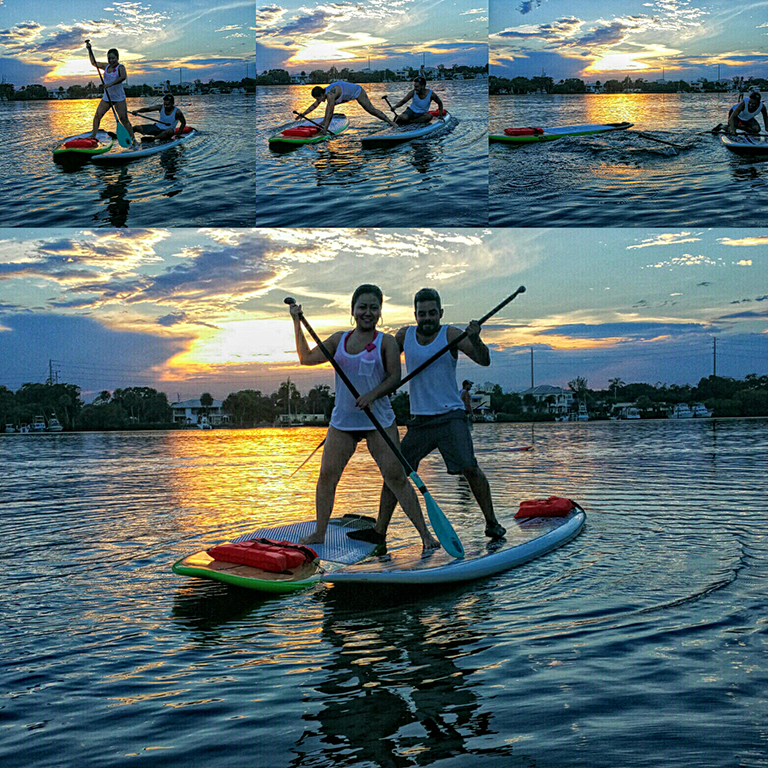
[1,227,767,766]
[489,0,768,226]
[256,0,489,227]
[2,0,768,766]
[0,1,255,228]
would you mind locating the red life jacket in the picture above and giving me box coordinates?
[282,125,320,137]
[504,127,545,136]
[64,138,99,148]
[515,496,574,518]
[208,539,318,572]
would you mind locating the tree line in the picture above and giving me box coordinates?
[258,64,488,86]
[0,78,256,101]
[490,75,768,96]
[2,373,766,433]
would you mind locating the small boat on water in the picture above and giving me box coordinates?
[669,403,693,419]
[690,403,713,418]
[32,415,47,432]
[47,415,64,432]
[621,407,641,420]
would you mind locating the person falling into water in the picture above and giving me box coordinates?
[300,81,397,133]
[132,94,186,141]
[86,43,134,143]
[289,284,440,553]
[725,91,768,135]
[391,77,444,125]
[349,288,506,548]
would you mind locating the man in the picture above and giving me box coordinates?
[300,81,396,133]
[461,379,474,425]
[392,77,444,125]
[132,94,186,141]
[349,288,506,547]
[726,91,768,135]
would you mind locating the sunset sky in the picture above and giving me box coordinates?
[1,227,765,403]
[0,1,254,88]
[257,0,489,75]
[490,0,768,82]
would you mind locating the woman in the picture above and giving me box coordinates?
[289,285,439,552]
[86,43,134,143]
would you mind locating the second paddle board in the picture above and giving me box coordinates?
[268,114,350,150]
[489,122,633,144]
[720,133,768,155]
[91,128,198,164]
[361,112,451,147]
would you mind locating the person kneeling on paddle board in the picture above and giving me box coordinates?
[289,285,439,553]
[349,287,506,547]
[726,91,768,135]
[87,44,135,144]
[300,81,397,133]
[133,95,187,141]
[392,77,444,125]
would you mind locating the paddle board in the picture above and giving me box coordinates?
[489,122,633,144]
[323,505,585,586]
[172,514,381,593]
[361,112,450,147]
[90,128,198,164]
[268,113,350,150]
[720,133,768,156]
[53,130,114,161]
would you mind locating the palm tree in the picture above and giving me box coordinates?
[609,377,625,403]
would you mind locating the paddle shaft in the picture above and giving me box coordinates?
[292,110,337,135]
[635,131,690,150]
[382,95,399,117]
[85,40,130,146]
[398,286,526,389]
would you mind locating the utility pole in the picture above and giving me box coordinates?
[530,348,534,389]
[713,337,717,377]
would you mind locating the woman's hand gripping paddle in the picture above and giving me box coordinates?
[85,40,131,148]
[292,111,337,136]
[285,297,464,559]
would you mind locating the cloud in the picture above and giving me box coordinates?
[628,231,703,249]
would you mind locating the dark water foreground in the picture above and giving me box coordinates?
[1,419,766,767]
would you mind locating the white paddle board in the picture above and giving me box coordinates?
[91,128,198,163]
[361,112,450,147]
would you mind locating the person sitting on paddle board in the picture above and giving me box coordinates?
[300,81,397,133]
[133,95,187,141]
[726,91,768,135]
[349,288,506,547]
[391,77,444,125]
[86,44,134,143]
[289,285,440,553]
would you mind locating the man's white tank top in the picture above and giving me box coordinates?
[404,326,463,415]
[330,331,395,431]
[411,89,433,114]
[736,96,763,121]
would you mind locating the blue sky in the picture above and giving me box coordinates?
[1,228,765,402]
[490,0,768,82]
[0,0,254,87]
[257,0,489,75]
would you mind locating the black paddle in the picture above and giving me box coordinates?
[399,286,526,388]
[382,95,399,118]
[85,40,131,148]
[285,297,464,558]
[292,110,337,136]
[635,132,693,150]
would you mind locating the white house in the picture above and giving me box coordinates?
[171,398,229,426]
[519,385,574,416]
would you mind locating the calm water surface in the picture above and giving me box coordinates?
[2,419,767,767]
[0,96,255,227]
[490,93,768,227]
[257,81,488,227]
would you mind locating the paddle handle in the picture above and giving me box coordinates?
[398,286,526,388]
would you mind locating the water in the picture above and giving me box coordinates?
[489,93,768,227]
[2,419,767,767]
[0,96,255,227]
[256,81,488,226]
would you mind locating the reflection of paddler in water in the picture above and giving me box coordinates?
[725,91,768,135]
[86,42,135,143]
[132,94,187,141]
[299,81,398,133]
[289,284,439,553]
[299,593,490,765]
[391,77,444,125]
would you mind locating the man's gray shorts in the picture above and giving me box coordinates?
[401,409,478,475]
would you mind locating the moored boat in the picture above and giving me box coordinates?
[690,403,713,418]
[669,403,693,419]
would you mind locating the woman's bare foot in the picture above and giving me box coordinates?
[299,531,326,545]
[421,536,441,556]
